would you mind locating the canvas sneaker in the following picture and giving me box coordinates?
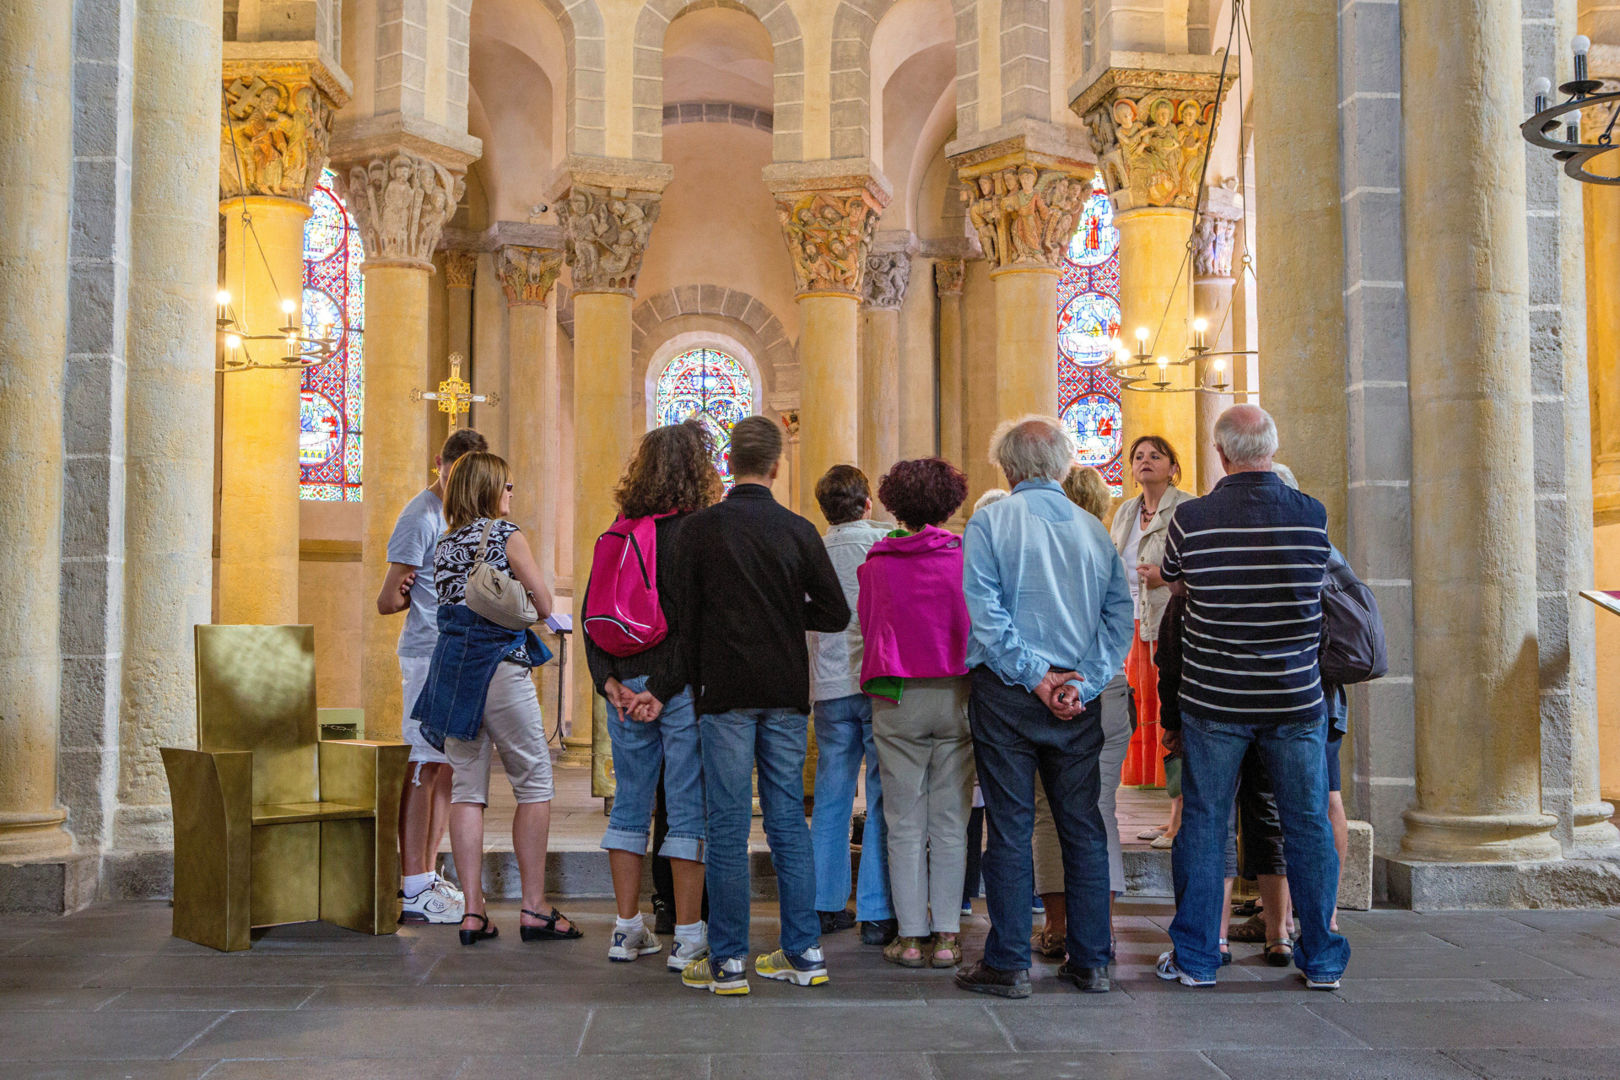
[1301,972,1341,991]
[1156,949,1216,987]
[682,955,750,995]
[667,935,709,972]
[399,878,465,925]
[607,925,663,962]
[755,946,829,987]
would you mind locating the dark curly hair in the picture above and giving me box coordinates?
[614,419,722,518]
[878,457,968,530]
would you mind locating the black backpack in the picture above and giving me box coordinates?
[1318,555,1387,685]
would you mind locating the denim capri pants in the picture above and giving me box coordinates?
[600,676,705,862]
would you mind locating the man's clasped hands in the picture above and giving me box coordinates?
[1034,668,1087,720]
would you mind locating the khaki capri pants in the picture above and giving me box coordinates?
[445,661,555,805]
[1033,672,1132,895]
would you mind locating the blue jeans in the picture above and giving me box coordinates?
[810,694,892,921]
[968,667,1112,970]
[701,708,820,967]
[600,677,704,862]
[1169,712,1351,983]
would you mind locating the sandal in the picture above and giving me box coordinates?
[1137,826,1168,840]
[930,932,961,968]
[883,935,927,968]
[520,906,583,942]
[1030,927,1066,960]
[1227,913,1268,943]
[1232,898,1261,917]
[458,912,498,947]
[1264,938,1294,968]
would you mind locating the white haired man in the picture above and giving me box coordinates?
[954,416,1133,998]
[1155,404,1350,990]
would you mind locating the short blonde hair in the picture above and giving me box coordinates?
[443,451,509,532]
[972,488,1010,515]
[1063,466,1110,522]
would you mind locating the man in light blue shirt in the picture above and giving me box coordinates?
[954,416,1133,1000]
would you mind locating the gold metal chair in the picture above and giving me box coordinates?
[161,625,408,951]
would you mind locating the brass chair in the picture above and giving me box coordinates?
[161,624,408,951]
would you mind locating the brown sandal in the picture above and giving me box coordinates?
[1030,927,1066,960]
[883,935,927,968]
[930,932,961,968]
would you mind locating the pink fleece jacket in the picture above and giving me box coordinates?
[856,525,970,699]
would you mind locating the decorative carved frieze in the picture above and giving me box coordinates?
[557,186,661,295]
[934,258,966,297]
[498,246,564,306]
[863,251,911,310]
[220,68,340,202]
[959,165,1090,272]
[341,151,465,269]
[443,249,478,289]
[1194,214,1237,279]
[773,188,886,296]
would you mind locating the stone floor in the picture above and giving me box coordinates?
[5,899,1620,1079]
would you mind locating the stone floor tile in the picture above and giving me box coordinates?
[989,1001,1364,1052]
[1440,1047,1620,1080]
[578,1003,1009,1055]
[1309,1000,1620,1048]
[106,986,316,1011]
[300,984,501,1009]
[1505,940,1620,979]
[0,955,130,990]
[1205,1049,1480,1080]
[500,975,930,1007]
[7,1064,210,1080]
[0,988,124,1011]
[177,1007,591,1059]
[1327,978,1528,1003]
[711,1052,932,1080]
[101,952,442,988]
[1499,909,1620,933]
[199,1061,466,1080]
[453,1055,708,1080]
[1495,977,1620,1001]
[927,1050,1227,1079]
[0,1010,226,1061]
[1339,946,1574,980]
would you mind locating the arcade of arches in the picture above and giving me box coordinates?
[5,0,1620,912]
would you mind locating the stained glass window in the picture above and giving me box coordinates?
[1057,175,1124,492]
[299,167,365,501]
[653,348,754,486]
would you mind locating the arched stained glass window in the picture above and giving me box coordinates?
[1057,175,1124,492]
[654,347,753,486]
[299,167,365,501]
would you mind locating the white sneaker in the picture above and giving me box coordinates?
[608,925,663,962]
[1156,950,1216,987]
[431,872,464,905]
[667,935,710,971]
[399,879,465,925]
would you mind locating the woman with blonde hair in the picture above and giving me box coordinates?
[413,451,579,947]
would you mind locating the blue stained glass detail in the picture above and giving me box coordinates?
[299,167,364,501]
[654,348,754,486]
[1058,175,1125,493]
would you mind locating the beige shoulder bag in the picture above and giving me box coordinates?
[464,518,538,630]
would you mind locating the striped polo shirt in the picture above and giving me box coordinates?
[1159,471,1332,725]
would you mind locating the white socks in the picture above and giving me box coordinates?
[615,913,646,936]
[402,872,435,898]
[675,920,706,947]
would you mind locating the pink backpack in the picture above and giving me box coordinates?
[582,514,672,657]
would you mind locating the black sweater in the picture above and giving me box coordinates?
[582,511,691,707]
[674,484,850,716]
[1154,593,1188,733]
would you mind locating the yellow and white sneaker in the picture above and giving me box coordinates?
[754,946,829,987]
[682,955,750,995]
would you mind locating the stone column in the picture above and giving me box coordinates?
[1398,3,1561,863]
[216,56,347,624]
[559,160,669,766]
[935,259,967,472]
[765,165,890,529]
[116,0,224,851]
[953,139,1090,424]
[1072,61,1234,494]
[1191,188,1242,494]
[962,258,1000,503]
[472,251,509,454]
[898,253,936,460]
[437,249,476,442]
[498,245,564,579]
[0,0,75,860]
[860,248,909,481]
[338,145,469,739]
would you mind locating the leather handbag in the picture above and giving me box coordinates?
[464,518,538,630]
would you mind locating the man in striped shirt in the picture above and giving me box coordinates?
[1153,405,1351,990]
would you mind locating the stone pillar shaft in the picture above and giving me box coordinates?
[499,245,563,581]
[0,0,74,858]
[1115,206,1196,494]
[936,260,967,474]
[897,254,936,460]
[1399,1,1560,861]
[992,268,1060,421]
[1192,275,1236,495]
[859,306,900,481]
[802,295,862,524]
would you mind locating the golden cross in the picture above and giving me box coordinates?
[413,352,498,433]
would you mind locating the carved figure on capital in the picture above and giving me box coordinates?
[221,74,335,201]
[559,187,661,294]
[1194,214,1237,278]
[343,153,464,266]
[775,190,882,295]
[1086,93,1215,210]
[934,258,966,296]
[959,167,1088,271]
[863,252,911,310]
[498,246,565,306]
[443,250,478,289]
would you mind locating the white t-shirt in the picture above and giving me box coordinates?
[1122,508,1148,604]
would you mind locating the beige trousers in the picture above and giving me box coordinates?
[445,661,555,805]
[872,676,975,936]
[1033,672,1132,895]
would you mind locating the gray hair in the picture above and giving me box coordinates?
[990,415,1077,486]
[972,488,1010,514]
[1213,404,1279,468]
[1271,462,1299,490]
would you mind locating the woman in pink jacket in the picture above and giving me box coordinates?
[858,457,973,969]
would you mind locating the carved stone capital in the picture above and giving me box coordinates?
[338,149,466,270]
[1193,180,1244,279]
[863,251,911,309]
[443,250,477,289]
[954,162,1091,273]
[498,245,564,306]
[556,186,662,295]
[769,186,887,297]
[220,53,349,203]
[934,258,966,297]
[1070,59,1236,213]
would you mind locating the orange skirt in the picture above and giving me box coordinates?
[1121,620,1167,788]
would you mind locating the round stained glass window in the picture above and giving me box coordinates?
[654,347,754,486]
[1057,292,1122,367]
[1065,393,1124,468]
[299,390,344,467]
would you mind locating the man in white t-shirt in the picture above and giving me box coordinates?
[376,427,487,923]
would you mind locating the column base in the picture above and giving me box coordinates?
[99,847,174,901]
[1570,800,1620,858]
[0,851,98,916]
[0,809,75,860]
[1399,807,1564,863]
[1381,854,1620,910]
[556,742,592,768]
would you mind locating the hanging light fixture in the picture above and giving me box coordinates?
[1522,35,1620,185]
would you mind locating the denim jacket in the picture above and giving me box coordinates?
[411,604,551,749]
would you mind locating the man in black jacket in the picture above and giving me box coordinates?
[675,415,851,996]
